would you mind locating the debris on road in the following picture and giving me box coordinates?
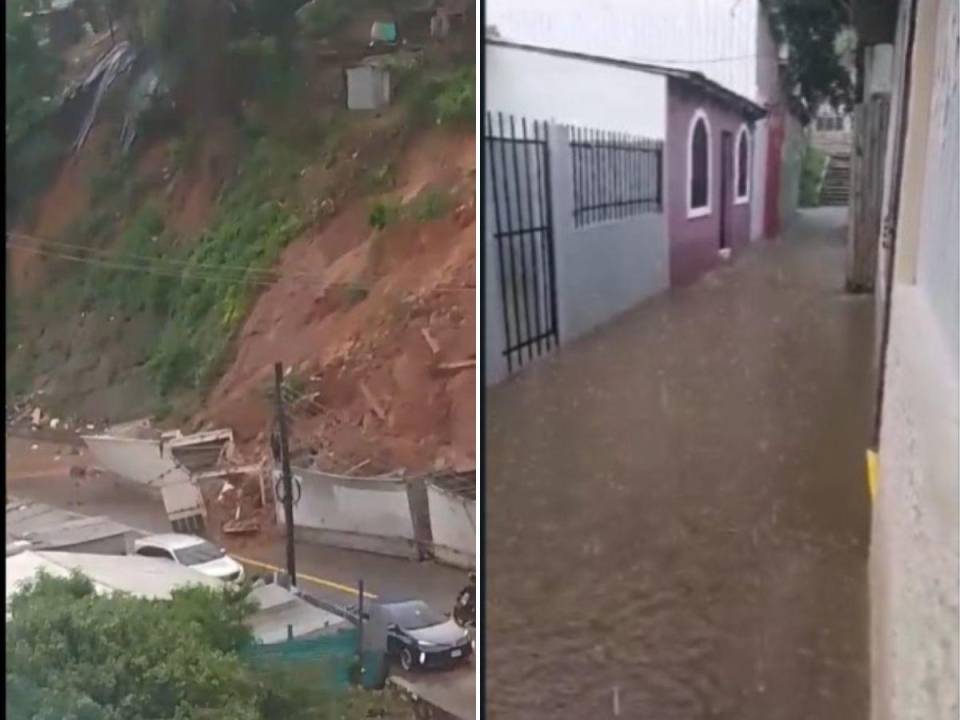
[223,517,261,535]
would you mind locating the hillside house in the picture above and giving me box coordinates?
[486,40,765,288]
[487,0,806,241]
[484,39,764,383]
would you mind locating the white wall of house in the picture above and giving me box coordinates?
[487,0,766,103]
[750,6,779,240]
[488,1,783,240]
[871,1,959,718]
[485,43,667,138]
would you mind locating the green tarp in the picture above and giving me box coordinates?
[370,21,398,43]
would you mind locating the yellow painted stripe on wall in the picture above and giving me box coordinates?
[866,450,878,501]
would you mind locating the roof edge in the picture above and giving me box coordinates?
[486,38,767,121]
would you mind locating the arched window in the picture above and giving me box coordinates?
[735,125,750,204]
[687,109,711,218]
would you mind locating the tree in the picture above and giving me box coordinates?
[5,0,62,147]
[762,0,854,114]
[4,571,345,720]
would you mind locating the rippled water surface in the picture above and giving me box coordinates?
[486,209,873,720]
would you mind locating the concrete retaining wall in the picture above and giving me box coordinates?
[82,435,191,486]
[426,483,475,569]
[279,468,419,560]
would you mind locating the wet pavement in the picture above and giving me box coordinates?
[486,209,875,719]
[6,437,465,612]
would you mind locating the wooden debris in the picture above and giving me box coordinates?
[436,359,475,373]
[359,382,387,421]
[420,327,440,355]
[223,518,261,535]
[433,285,475,292]
[346,458,371,475]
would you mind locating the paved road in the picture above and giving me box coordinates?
[5,436,466,610]
[486,209,875,720]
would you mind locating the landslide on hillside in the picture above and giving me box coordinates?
[7,30,475,474]
[200,129,476,474]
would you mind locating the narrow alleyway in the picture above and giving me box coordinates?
[486,208,875,719]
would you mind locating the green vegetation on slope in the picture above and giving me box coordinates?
[400,63,476,127]
[6,0,474,417]
[800,146,827,207]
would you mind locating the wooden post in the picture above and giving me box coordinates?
[846,95,891,293]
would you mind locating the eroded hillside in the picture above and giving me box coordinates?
[6,0,475,474]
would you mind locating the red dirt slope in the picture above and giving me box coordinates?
[198,130,476,475]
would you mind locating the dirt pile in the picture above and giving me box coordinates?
[198,130,476,475]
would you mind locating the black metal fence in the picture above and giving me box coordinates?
[569,127,663,227]
[485,112,559,373]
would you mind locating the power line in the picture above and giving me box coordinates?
[6,231,328,283]
[5,240,328,289]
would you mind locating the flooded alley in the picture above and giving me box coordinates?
[486,209,876,719]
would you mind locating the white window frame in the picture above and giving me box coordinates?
[687,108,712,219]
[734,124,750,205]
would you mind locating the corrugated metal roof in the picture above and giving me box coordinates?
[6,551,221,602]
[247,584,350,643]
[6,500,135,549]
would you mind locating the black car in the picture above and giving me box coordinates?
[379,599,473,671]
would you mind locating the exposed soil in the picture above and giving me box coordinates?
[10,119,475,478]
[163,121,236,238]
[200,130,476,475]
[8,124,112,294]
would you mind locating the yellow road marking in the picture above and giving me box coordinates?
[233,555,378,599]
[866,450,878,501]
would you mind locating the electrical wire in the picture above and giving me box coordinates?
[6,230,328,283]
[5,240,326,289]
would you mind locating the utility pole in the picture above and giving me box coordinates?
[357,579,365,664]
[273,362,297,588]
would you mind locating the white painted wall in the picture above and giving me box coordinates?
[487,0,765,102]
[750,117,770,241]
[485,43,666,138]
[426,485,475,569]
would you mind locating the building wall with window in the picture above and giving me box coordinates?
[666,78,755,286]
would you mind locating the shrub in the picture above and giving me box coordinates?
[410,188,453,221]
[800,146,828,207]
[368,198,401,230]
[432,66,475,126]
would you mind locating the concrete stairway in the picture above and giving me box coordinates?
[820,153,851,206]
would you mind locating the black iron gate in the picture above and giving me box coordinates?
[485,112,558,372]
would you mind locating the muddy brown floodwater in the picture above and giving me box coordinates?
[486,209,875,720]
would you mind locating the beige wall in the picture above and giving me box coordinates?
[870,1,960,719]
